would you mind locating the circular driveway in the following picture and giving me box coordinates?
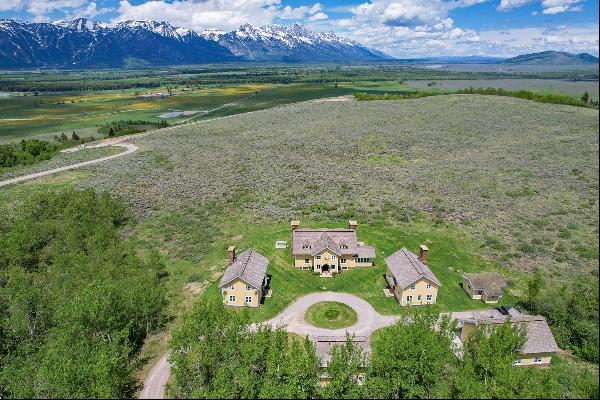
[259,292,399,338]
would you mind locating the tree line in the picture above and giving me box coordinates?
[0,133,92,169]
[0,189,167,398]
[1,66,597,92]
[167,299,599,399]
[354,87,599,109]
[521,270,599,363]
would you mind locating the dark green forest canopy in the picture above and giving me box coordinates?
[168,300,599,399]
[0,189,167,398]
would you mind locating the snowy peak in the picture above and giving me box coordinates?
[114,20,192,39]
[54,18,107,32]
[203,23,389,62]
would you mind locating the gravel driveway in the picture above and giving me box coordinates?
[257,292,399,338]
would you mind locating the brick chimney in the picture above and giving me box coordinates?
[227,246,236,266]
[419,245,429,264]
[348,220,358,231]
[290,220,299,253]
[291,220,300,232]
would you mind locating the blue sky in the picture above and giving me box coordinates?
[1,0,598,57]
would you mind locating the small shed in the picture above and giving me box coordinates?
[463,272,507,303]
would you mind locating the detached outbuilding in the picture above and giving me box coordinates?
[463,272,507,303]
[454,309,560,366]
[220,246,269,308]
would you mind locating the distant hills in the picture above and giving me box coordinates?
[0,18,389,68]
[503,51,599,65]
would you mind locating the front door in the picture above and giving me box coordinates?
[321,264,330,276]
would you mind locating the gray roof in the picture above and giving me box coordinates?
[464,272,507,297]
[219,248,268,289]
[385,248,441,288]
[455,311,560,355]
[292,228,375,258]
[315,336,370,366]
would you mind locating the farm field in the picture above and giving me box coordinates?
[0,80,424,142]
[405,78,599,99]
[0,84,271,141]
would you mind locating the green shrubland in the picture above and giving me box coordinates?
[0,135,93,169]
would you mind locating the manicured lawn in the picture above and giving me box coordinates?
[304,301,358,329]
[198,218,520,322]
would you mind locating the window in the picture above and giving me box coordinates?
[426,294,432,302]
[316,255,321,260]
[316,265,321,270]
[245,296,252,304]
[410,285,416,290]
[534,357,543,364]
[340,258,347,264]
[426,283,432,289]
[341,265,348,270]
[229,285,235,290]
[514,359,523,366]
[331,255,336,260]
[228,295,236,302]
[302,267,310,270]
[245,285,251,291]
[357,258,370,263]
[417,295,422,301]
[406,295,413,303]
[304,258,310,264]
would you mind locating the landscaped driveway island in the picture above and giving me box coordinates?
[256,292,399,338]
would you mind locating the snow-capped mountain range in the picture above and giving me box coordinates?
[201,23,388,62]
[0,18,390,68]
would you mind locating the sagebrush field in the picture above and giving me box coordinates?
[72,94,598,280]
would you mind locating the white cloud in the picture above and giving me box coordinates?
[308,12,328,21]
[497,0,536,11]
[113,0,330,31]
[498,0,584,14]
[0,0,112,21]
[351,0,487,27]
[113,0,282,31]
[281,3,324,20]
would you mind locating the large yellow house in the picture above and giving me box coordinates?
[291,220,376,277]
[219,246,269,308]
[385,246,441,306]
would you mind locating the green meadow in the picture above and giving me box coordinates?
[189,219,519,321]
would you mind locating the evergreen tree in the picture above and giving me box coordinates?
[581,91,590,104]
